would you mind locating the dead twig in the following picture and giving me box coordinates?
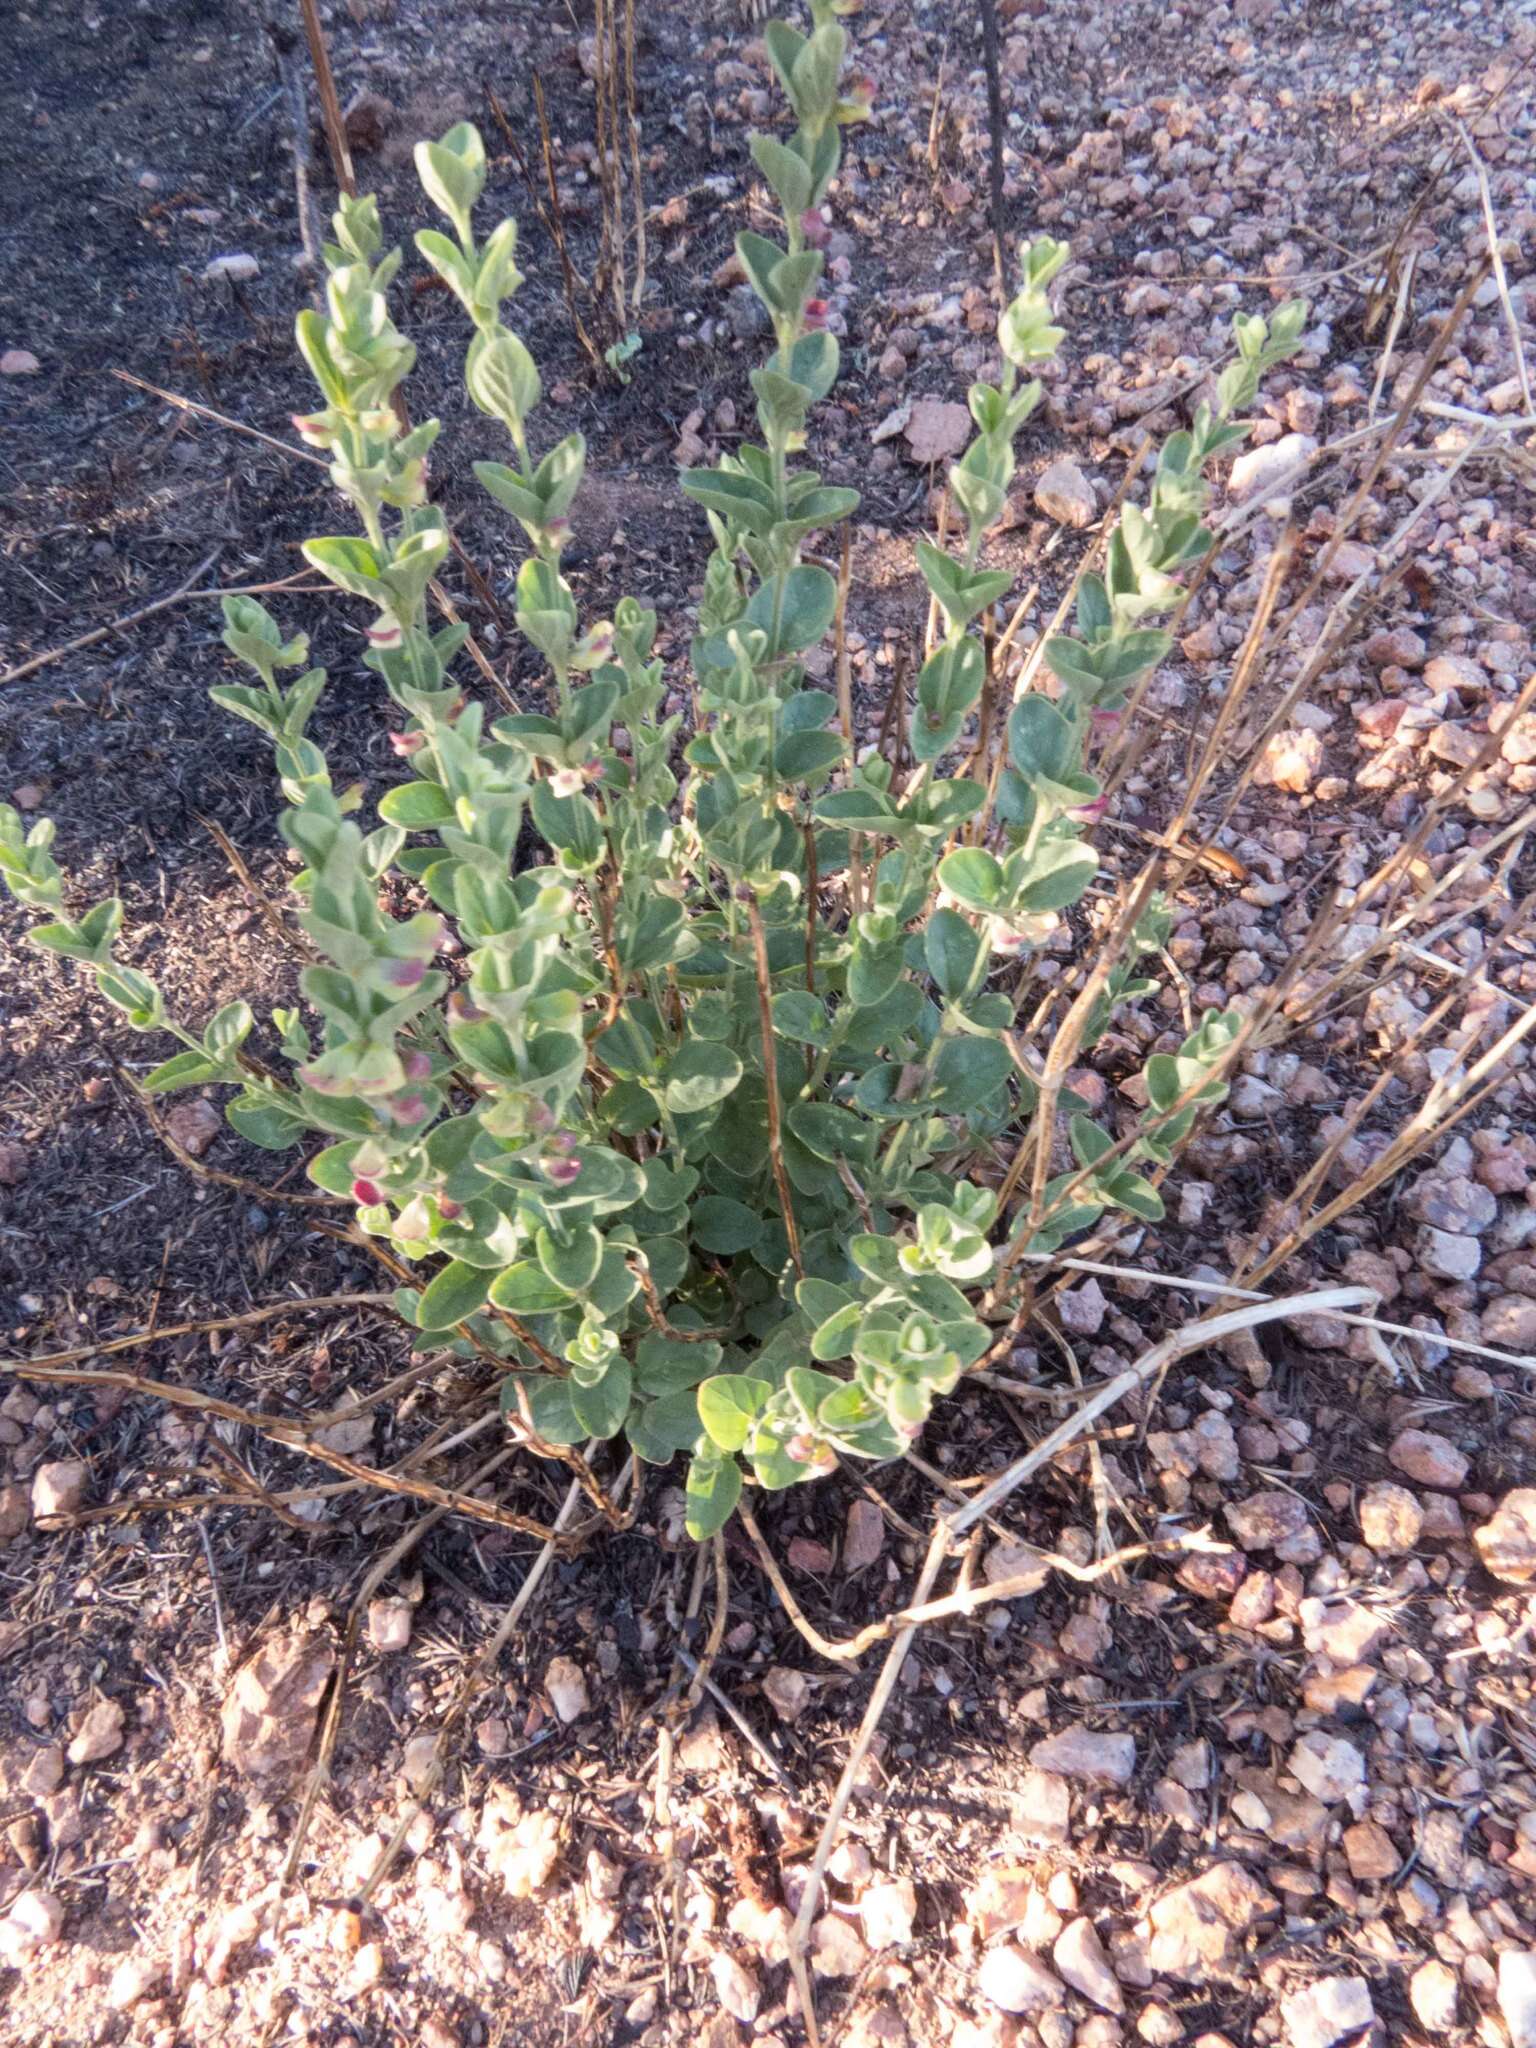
[1,551,221,688]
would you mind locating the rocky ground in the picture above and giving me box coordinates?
[3,0,1536,2045]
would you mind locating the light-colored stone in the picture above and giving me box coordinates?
[843,1499,885,1572]
[903,398,972,465]
[860,1877,917,1950]
[1029,1727,1135,1789]
[1502,1951,1536,2048]
[978,1943,1066,2014]
[544,1655,590,1723]
[203,252,260,284]
[32,1459,88,1520]
[1226,1491,1308,1551]
[0,1890,65,1964]
[1388,1428,1469,1490]
[1358,1482,1422,1554]
[221,1632,335,1782]
[1415,1226,1480,1281]
[709,1948,761,2022]
[1,349,41,376]
[368,1597,413,1654]
[107,1954,165,2010]
[1409,1958,1458,2030]
[1476,1491,1536,1583]
[1053,1917,1123,2012]
[1483,1294,1536,1352]
[811,1912,869,1979]
[1228,433,1316,507]
[1341,1819,1397,1881]
[1145,1864,1277,1981]
[1287,1732,1364,1805]
[763,1665,811,1723]
[67,1696,126,1766]
[1280,1975,1373,2048]
[1035,458,1096,529]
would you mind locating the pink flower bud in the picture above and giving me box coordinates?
[292,412,330,446]
[367,621,403,648]
[386,1092,428,1124]
[388,730,426,757]
[383,957,427,990]
[447,991,487,1024]
[800,209,831,249]
[850,75,876,108]
[437,1197,463,1220]
[1091,709,1123,736]
[803,298,830,331]
[1069,795,1110,824]
[549,765,586,799]
[542,1155,582,1186]
[546,517,572,544]
[401,1049,432,1082]
[352,1176,383,1206]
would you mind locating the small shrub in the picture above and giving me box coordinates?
[1,1,1310,1540]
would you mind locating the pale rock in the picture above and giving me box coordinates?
[811,1912,869,1978]
[32,1460,88,1519]
[965,1864,1035,1940]
[860,1877,917,1949]
[1145,1864,1277,1980]
[1228,433,1315,507]
[1488,375,1526,414]
[1414,1226,1480,1282]
[1483,1294,1536,1351]
[1298,1597,1388,1665]
[544,1655,590,1723]
[203,252,261,284]
[1505,1952,1536,2048]
[1358,1482,1422,1554]
[1016,1768,1071,1841]
[843,1498,885,1573]
[978,1942,1066,2014]
[710,1948,761,2022]
[1136,2003,1184,2046]
[1035,458,1096,529]
[727,1895,792,1963]
[1053,1917,1123,2012]
[1029,1727,1135,1788]
[1476,1491,1536,1583]
[1,349,41,375]
[985,1539,1050,1598]
[0,1480,28,1538]
[0,1890,65,1964]
[1058,1277,1108,1335]
[1287,1731,1364,1805]
[1409,1172,1498,1235]
[486,1807,562,1900]
[107,1954,165,2010]
[368,1597,412,1653]
[1280,1975,1373,2048]
[21,1745,64,1799]
[1257,730,1323,794]
[1226,1491,1308,1551]
[221,1632,335,1782]
[763,1666,811,1722]
[1388,1428,1468,1490]
[1341,1819,1397,1881]
[1409,1959,1458,2030]
[903,398,972,465]
[67,1696,126,1766]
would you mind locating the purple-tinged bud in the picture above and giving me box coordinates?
[388,730,427,757]
[299,1062,344,1095]
[292,412,330,446]
[437,1196,463,1220]
[803,298,831,331]
[850,74,876,109]
[401,1049,432,1082]
[447,990,488,1025]
[542,1154,583,1186]
[546,516,573,546]
[800,209,831,250]
[367,620,403,649]
[383,957,427,990]
[549,765,585,799]
[386,1092,429,1125]
[1068,794,1110,824]
[547,1129,578,1155]
[352,1176,383,1206]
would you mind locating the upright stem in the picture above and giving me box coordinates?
[744,890,804,1281]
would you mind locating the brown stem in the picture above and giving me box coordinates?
[296,0,355,197]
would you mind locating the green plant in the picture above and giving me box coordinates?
[1,1,1307,1542]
